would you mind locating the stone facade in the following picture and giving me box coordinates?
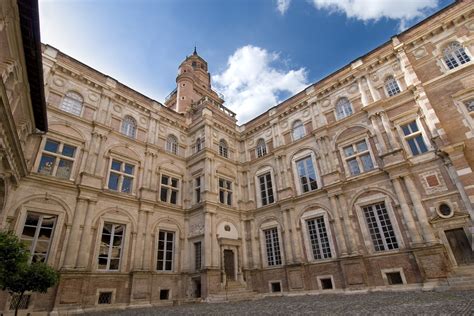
[1,0,474,314]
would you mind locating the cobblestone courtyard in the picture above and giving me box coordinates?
[88,290,474,315]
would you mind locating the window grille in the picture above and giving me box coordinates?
[98,223,124,270]
[157,231,174,271]
[295,156,318,193]
[443,41,471,70]
[385,76,401,97]
[98,292,112,304]
[306,216,332,260]
[335,97,353,120]
[258,172,274,206]
[60,91,83,116]
[219,139,229,158]
[9,294,31,310]
[292,120,305,140]
[264,227,282,266]
[256,138,267,157]
[343,139,374,176]
[166,135,178,155]
[121,116,137,138]
[362,202,399,252]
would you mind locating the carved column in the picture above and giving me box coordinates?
[250,219,259,268]
[358,77,368,106]
[316,137,328,175]
[403,176,436,243]
[369,114,387,153]
[211,212,219,267]
[391,178,423,245]
[366,75,380,102]
[132,209,146,270]
[76,199,97,269]
[204,211,212,267]
[240,219,248,269]
[330,198,348,256]
[379,111,398,150]
[63,197,88,268]
[281,209,293,264]
[338,194,360,254]
[142,211,152,270]
[288,208,302,262]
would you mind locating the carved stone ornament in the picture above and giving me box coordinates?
[349,84,358,94]
[413,47,427,59]
[303,110,310,117]
[322,99,331,107]
[88,93,99,102]
[265,129,272,136]
[280,120,288,129]
[139,117,147,125]
[53,77,64,87]
[113,104,122,113]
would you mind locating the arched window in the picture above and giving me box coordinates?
[219,139,228,158]
[196,137,204,152]
[335,97,353,120]
[465,99,474,113]
[292,120,305,140]
[166,135,178,155]
[443,41,471,70]
[256,138,267,158]
[60,91,83,116]
[385,76,401,97]
[121,116,137,138]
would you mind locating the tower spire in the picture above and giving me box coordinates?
[193,45,197,55]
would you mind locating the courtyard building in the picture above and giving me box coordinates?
[1,0,474,314]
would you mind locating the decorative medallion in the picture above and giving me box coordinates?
[467,21,474,31]
[88,93,99,102]
[139,117,147,125]
[180,134,185,142]
[413,47,427,59]
[349,84,358,94]
[53,77,64,87]
[113,104,122,113]
[265,129,272,136]
[224,225,231,232]
[322,99,330,107]
[280,121,288,129]
[303,110,310,117]
[159,125,165,133]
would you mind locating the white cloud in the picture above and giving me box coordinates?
[212,45,308,123]
[310,0,439,30]
[277,0,291,15]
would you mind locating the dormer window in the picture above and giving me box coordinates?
[166,135,179,155]
[60,91,83,116]
[219,139,229,158]
[256,138,267,158]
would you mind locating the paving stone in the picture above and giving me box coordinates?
[86,290,474,316]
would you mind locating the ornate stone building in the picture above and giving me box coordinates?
[1,0,474,314]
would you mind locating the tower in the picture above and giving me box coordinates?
[173,47,213,113]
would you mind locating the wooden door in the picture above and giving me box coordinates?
[445,228,473,265]
[224,249,235,280]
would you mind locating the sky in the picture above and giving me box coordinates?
[39,0,454,124]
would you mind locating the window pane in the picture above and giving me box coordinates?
[121,176,133,193]
[108,173,120,191]
[38,155,56,175]
[61,145,76,157]
[170,190,177,204]
[124,164,134,175]
[343,146,354,157]
[44,140,59,153]
[348,158,360,175]
[160,188,168,202]
[401,124,411,136]
[56,159,73,179]
[161,176,169,185]
[171,178,178,188]
[361,154,374,171]
[407,138,420,156]
[356,140,368,152]
[415,135,428,154]
[111,160,122,171]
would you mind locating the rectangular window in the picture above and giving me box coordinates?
[343,139,374,176]
[37,139,76,179]
[195,176,202,204]
[194,241,202,271]
[362,202,399,252]
[20,212,57,263]
[219,178,232,206]
[107,159,135,193]
[160,175,179,204]
[400,121,428,156]
[295,156,318,193]
[258,172,274,206]
[157,230,174,271]
[98,223,125,270]
[264,227,282,266]
[306,216,332,260]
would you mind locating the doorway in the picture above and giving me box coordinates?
[445,228,473,265]
[223,249,235,280]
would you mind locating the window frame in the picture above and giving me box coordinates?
[256,138,267,158]
[106,158,136,194]
[121,115,137,138]
[218,177,233,206]
[19,211,57,264]
[339,137,377,178]
[159,173,181,205]
[156,230,176,272]
[291,150,321,195]
[194,241,202,271]
[384,76,401,97]
[166,135,179,155]
[300,209,335,262]
[195,137,205,153]
[97,222,126,271]
[291,120,306,141]
[194,175,202,204]
[59,91,83,116]
[255,167,277,208]
[35,137,78,181]
[354,194,404,254]
[397,117,431,157]
[335,97,353,120]
[259,222,284,268]
[442,41,471,71]
[218,139,229,158]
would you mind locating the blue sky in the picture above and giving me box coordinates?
[39,0,454,123]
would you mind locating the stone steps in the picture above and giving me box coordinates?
[205,286,261,303]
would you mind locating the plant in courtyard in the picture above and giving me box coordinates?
[0,230,59,316]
